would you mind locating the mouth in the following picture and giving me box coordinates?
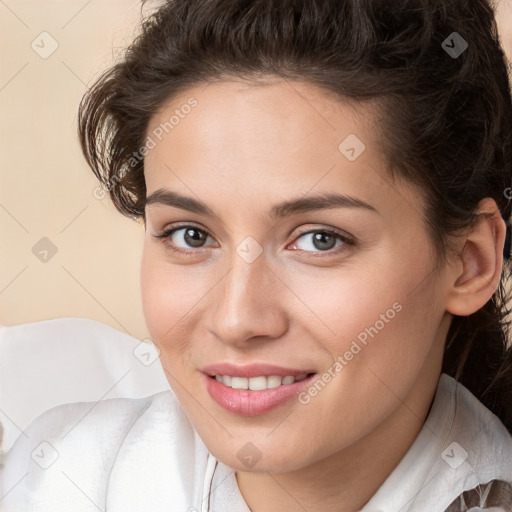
[202,362,317,379]
[207,373,315,390]
[201,363,318,416]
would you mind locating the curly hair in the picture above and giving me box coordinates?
[77,0,512,507]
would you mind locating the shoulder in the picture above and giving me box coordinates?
[451,375,512,459]
[364,374,512,511]
[0,390,202,511]
[433,375,512,501]
[3,390,182,459]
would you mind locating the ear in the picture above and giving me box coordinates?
[445,198,507,316]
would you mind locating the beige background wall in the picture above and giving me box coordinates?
[1,0,512,341]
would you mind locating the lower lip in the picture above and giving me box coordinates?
[203,373,316,416]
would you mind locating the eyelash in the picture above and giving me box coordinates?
[153,223,355,258]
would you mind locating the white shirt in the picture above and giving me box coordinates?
[1,373,511,511]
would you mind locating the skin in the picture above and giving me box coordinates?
[140,78,505,512]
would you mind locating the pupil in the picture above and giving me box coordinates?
[313,232,335,250]
[185,228,206,248]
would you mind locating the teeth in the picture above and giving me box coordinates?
[267,375,282,388]
[214,373,309,390]
[249,376,267,391]
[231,377,249,390]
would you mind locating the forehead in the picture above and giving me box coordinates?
[146,78,377,146]
[145,79,380,178]
[142,79,423,224]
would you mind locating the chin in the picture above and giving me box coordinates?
[205,437,313,474]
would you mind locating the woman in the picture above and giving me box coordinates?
[2,0,512,510]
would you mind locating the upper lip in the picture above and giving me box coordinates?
[202,362,316,378]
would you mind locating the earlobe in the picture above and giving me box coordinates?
[445,198,506,317]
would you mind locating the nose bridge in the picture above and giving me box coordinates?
[209,245,287,344]
[219,246,271,318]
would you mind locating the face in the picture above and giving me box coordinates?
[140,78,452,473]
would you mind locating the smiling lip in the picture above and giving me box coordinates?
[201,362,317,416]
[201,362,316,378]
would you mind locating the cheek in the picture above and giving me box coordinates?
[140,245,211,364]
[286,266,444,457]
[286,258,407,347]
[302,249,443,384]
[140,247,185,353]
[140,246,166,336]
[300,281,407,379]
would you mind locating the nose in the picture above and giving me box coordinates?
[207,250,289,348]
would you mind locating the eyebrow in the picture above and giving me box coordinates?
[145,188,379,220]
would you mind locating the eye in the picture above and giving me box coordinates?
[153,224,215,255]
[153,223,355,258]
[288,227,354,256]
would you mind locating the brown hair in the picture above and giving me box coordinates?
[77,0,512,507]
